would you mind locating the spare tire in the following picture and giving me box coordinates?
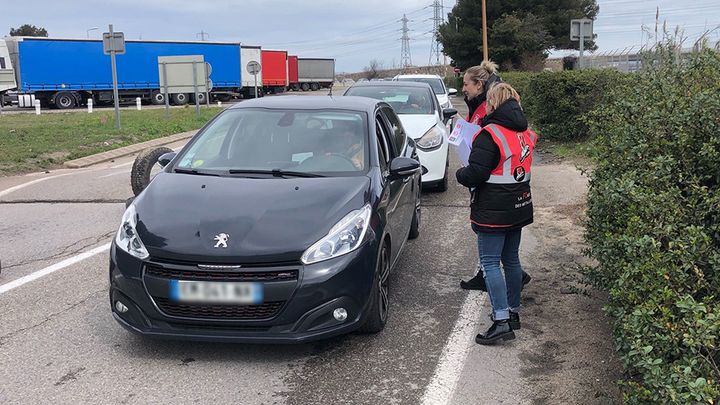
[130,146,173,196]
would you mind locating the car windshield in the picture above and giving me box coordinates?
[174,109,368,176]
[345,86,435,115]
[396,77,445,95]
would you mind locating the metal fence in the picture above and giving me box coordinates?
[578,40,720,73]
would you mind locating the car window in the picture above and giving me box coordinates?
[375,121,389,174]
[176,109,369,176]
[381,107,406,156]
[375,113,396,159]
[397,77,446,94]
[345,86,435,115]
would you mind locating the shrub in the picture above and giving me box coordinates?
[585,46,720,403]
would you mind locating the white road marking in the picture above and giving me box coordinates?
[0,243,111,295]
[98,170,129,179]
[0,172,88,198]
[420,292,486,405]
[111,161,135,169]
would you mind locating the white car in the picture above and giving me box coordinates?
[344,81,457,191]
[393,74,458,110]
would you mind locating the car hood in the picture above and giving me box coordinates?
[398,115,438,139]
[133,172,371,263]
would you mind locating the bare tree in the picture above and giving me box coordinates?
[363,59,383,80]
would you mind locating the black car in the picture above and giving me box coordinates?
[110,96,422,343]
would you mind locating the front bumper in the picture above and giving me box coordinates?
[416,140,449,183]
[109,239,379,343]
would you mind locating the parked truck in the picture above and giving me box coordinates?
[296,58,335,91]
[0,39,17,106]
[239,45,263,99]
[260,49,288,94]
[5,36,245,108]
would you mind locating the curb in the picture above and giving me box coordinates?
[63,130,197,168]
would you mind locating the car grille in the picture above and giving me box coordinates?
[154,297,285,320]
[144,263,298,282]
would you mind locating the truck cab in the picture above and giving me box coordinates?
[0,39,17,105]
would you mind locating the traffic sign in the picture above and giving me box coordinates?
[103,31,125,55]
[247,61,261,75]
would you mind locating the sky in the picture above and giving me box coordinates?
[2,0,719,72]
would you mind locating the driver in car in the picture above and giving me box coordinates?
[324,122,364,170]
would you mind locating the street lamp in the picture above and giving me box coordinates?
[86,27,99,39]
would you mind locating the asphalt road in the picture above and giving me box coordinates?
[0,96,551,404]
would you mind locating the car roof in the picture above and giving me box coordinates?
[229,95,382,114]
[395,74,443,79]
[347,81,433,89]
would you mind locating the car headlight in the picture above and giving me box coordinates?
[416,126,444,151]
[301,204,372,265]
[115,204,149,260]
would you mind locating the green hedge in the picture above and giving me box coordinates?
[585,47,720,403]
[449,70,633,141]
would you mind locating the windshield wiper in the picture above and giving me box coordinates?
[227,169,324,178]
[174,168,221,176]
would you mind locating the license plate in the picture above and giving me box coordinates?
[170,280,263,304]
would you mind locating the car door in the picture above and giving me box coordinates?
[379,106,417,260]
[374,110,406,264]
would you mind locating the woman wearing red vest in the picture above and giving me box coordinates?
[460,62,531,292]
[462,61,502,125]
[456,83,537,345]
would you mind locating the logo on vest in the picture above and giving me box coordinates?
[517,133,531,163]
[513,166,526,182]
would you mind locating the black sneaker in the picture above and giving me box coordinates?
[521,272,532,289]
[476,320,515,345]
[509,311,521,330]
[460,272,486,291]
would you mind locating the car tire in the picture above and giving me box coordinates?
[358,242,390,334]
[131,146,173,196]
[150,90,165,105]
[408,204,421,239]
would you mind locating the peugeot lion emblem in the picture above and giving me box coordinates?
[213,233,229,248]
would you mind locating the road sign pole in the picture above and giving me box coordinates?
[254,74,258,98]
[162,62,170,118]
[109,24,121,129]
[578,22,585,69]
[192,61,200,117]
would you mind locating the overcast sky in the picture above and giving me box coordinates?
[3,0,719,72]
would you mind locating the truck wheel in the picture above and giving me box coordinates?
[150,91,165,105]
[131,147,173,196]
[171,93,188,105]
[192,92,207,104]
[54,91,77,109]
[301,83,310,92]
[310,83,319,91]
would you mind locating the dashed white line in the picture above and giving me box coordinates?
[420,292,486,405]
[98,171,129,179]
[0,243,111,295]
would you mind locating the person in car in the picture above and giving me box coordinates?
[455,83,537,345]
[460,62,532,292]
[323,122,364,170]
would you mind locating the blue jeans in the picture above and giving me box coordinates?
[473,226,523,320]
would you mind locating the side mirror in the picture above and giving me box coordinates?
[448,88,458,96]
[389,157,421,179]
[442,108,458,124]
[158,152,177,168]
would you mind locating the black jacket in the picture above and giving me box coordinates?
[455,98,533,231]
[464,73,502,120]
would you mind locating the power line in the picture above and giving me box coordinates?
[196,30,209,41]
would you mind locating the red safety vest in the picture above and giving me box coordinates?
[469,123,538,230]
[467,101,488,125]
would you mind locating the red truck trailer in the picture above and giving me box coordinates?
[287,55,299,91]
[261,50,288,94]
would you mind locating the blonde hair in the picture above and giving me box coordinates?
[486,83,521,114]
[464,60,499,84]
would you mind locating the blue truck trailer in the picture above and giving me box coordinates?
[5,37,244,108]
